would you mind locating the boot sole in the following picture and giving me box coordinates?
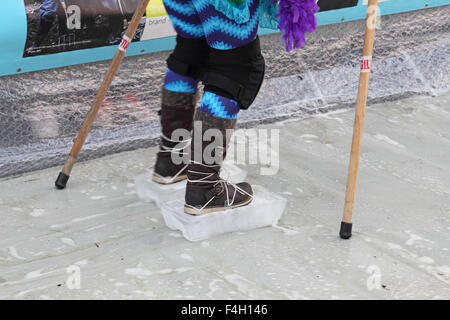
[152,174,187,185]
[184,197,253,215]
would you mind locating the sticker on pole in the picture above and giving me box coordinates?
[361,56,372,73]
[119,35,132,53]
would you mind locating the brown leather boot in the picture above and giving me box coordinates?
[153,89,196,184]
[184,109,253,215]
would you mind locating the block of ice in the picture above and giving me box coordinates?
[160,185,287,242]
[134,161,247,207]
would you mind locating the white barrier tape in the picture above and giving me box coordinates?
[119,35,131,53]
[361,56,372,73]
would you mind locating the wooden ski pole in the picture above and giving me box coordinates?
[340,0,379,239]
[55,0,151,189]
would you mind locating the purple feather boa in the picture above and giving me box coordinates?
[276,0,319,51]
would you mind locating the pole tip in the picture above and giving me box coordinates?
[339,221,353,239]
[55,172,70,190]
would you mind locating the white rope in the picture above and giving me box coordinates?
[153,134,192,183]
[185,163,253,213]
[159,134,191,154]
[161,133,191,143]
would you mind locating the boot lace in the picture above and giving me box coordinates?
[153,133,191,184]
[185,159,253,213]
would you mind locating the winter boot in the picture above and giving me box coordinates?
[152,89,196,184]
[184,109,253,215]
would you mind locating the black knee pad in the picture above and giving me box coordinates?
[202,37,265,110]
[167,36,209,80]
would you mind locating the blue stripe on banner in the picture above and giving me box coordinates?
[0,0,448,77]
[1,0,27,61]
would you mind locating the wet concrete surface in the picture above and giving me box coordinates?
[0,92,449,299]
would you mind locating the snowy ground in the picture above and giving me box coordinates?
[0,92,449,300]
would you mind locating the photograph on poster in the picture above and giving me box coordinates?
[317,0,359,11]
[23,0,146,57]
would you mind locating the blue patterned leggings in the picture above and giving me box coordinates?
[163,0,260,119]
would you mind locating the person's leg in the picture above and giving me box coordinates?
[162,0,206,94]
[35,18,54,47]
[56,1,68,36]
[153,0,208,184]
[34,0,58,47]
[184,0,265,214]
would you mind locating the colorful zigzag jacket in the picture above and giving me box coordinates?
[210,0,320,51]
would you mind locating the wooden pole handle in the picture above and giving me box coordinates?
[340,0,379,237]
[56,0,151,189]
